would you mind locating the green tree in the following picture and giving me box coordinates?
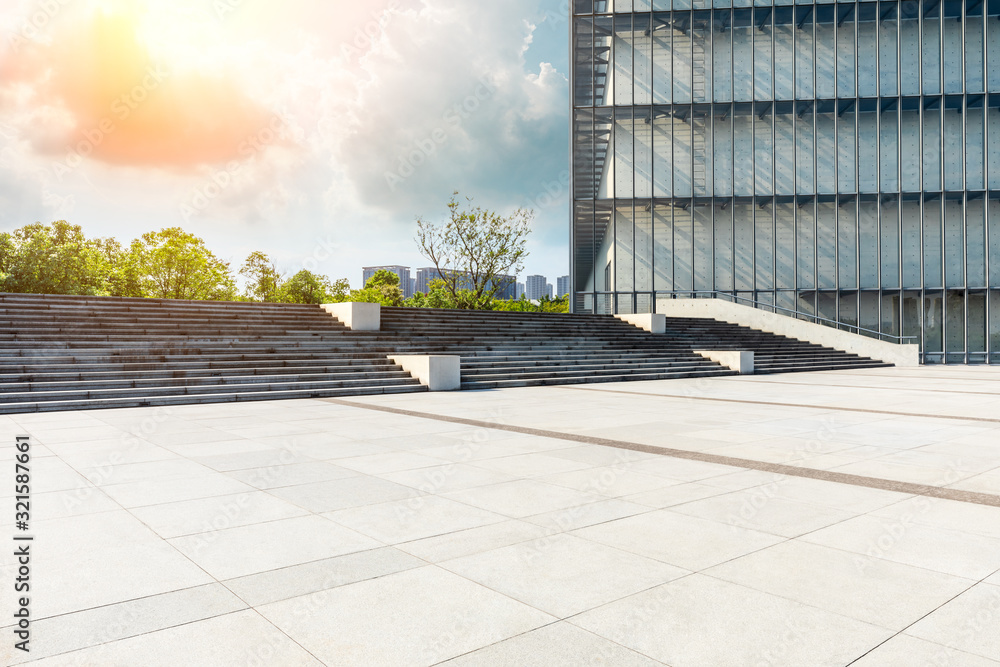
[0,231,14,290]
[239,251,282,302]
[415,192,532,310]
[348,269,405,307]
[0,221,113,295]
[278,269,342,304]
[130,227,237,300]
[491,293,569,313]
[101,238,143,297]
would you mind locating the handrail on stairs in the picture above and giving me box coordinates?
[662,291,920,345]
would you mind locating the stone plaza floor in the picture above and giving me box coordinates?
[2,366,1000,665]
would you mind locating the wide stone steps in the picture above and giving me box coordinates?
[0,384,425,415]
[461,368,739,390]
[0,294,894,413]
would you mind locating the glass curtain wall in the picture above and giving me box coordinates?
[572,0,1000,363]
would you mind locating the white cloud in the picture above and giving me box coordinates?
[329,0,569,219]
[0,0,572,280]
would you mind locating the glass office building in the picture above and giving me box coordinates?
[571,0,1000,363]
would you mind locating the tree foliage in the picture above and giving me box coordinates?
[0,221,115,296]
[346,269,405,307]
[415,192,532,310]
[0,222,350,305]
[129,228,237,301]
[239,251,282,302]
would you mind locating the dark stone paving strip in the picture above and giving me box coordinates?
[325,398,1000,509]
[563,386,1000,424]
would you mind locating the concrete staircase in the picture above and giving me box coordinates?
[0,294,892,413]
[378,307,891,390]
[0,293,426,414]
[379,307,737,390]
[660,317,893,375]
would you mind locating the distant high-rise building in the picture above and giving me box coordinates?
[414,267,438,294]
[556,275,570,298]
[526,275,549,301]
[362,265,412,298]
[415,268,515,299]
[546,283,554,299]
[517,283,525,299]
[409,277,415,297]
[491,275,517,300]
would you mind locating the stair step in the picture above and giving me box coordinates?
[0,293,896,412]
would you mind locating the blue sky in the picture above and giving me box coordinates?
[0,0,572,287]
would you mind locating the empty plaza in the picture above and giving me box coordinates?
[2,366,999,666]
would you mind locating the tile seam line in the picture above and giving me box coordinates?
[324,399,1000,510]
[558,386,1000,424]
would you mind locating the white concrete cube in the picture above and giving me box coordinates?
[389,355,461,391]
[322,302,381,331]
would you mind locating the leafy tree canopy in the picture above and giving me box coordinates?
[0,221,115,296]
[130,228,237,301]
[415,192,532,310]
[239,251,282,302]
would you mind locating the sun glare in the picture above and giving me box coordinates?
[93,0,246,75]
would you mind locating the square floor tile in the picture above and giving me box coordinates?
[130,491,309,539]
[336,451,454,474]
[99,474,255,508]
[872,497,1000,540]
[258,566,554,667]
[571,574,890,667]
[324,495,506,544]
[224,461,357,490]
[572,509,784,571]
[669,489,856,538]
[3,584,246,664]
[705,540,975,630]
[395,520,550,563]
[168,515,381,579]
[377,462,518,494]
[524,498,651,532]
[23,511,213,619]
[440,534,688,618]
[267,475,416,512]
[437,621,666,666]
[223,547,424,607]
[468,453,594,478]
[623,482,730,509]
[538,466,682,498]
[802,514,1000,580]
[850,634,1000,667]
[442,480,604,519]
[906,583,1000,661]
[2,610,322,666]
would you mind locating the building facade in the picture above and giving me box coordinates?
[414,267,517,299]
[526,274,552,300]
[557,275,571,297]
[570,0,1000,363]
